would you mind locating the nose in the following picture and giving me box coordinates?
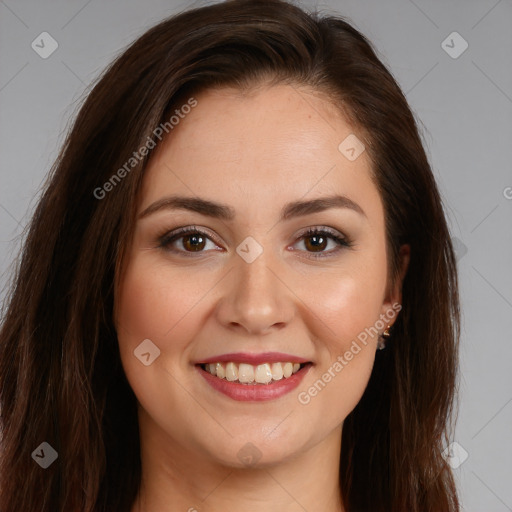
[214,246,295,336]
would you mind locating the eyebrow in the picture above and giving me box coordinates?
[138,194,366,221]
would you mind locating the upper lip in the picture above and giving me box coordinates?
[195,352,312,365]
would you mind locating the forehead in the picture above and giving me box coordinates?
[161,84,354,164]
[139,84,382,223]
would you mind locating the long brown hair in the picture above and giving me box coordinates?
[0,1,460,510]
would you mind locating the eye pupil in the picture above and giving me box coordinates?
[183,234,206,251]
[305,234,327,252]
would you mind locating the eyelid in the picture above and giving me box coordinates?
[294,225,346,240]
[157,224,351,257]
[291,226,351,258]
[157,225,222,251]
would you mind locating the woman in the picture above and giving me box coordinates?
[0,0,460,510]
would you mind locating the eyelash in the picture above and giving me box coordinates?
[157,225,352,259]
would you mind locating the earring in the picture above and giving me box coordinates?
[377,325,392,350]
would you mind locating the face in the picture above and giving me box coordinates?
[114,84,408,469]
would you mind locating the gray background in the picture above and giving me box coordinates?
[1,0,511,510]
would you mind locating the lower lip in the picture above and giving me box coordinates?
[196,364,312,402]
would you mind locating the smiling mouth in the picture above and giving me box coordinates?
[198,361,310,385]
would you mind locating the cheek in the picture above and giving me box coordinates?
[302,260,388,350]
[116,255,213,343]
[293,276,380,434]
[114,256,215,423]
[114,255,213,403]
[312,276,381,375]
[291,259,386,421]
[302,342,375,432]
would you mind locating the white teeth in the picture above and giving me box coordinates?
[238,363,254,384]
[270,362,283,381]
[215,362,225,379]
[225,362,238,381]
[202,361,304,384]
[255,363,273,384]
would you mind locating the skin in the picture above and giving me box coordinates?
[114,83,410,512]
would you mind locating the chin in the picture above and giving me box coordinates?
[201,428,314,469]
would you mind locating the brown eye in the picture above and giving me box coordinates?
[181,233,207,252]
[294,227,351,259]
[158,226,219,256]
[303,233,329,252]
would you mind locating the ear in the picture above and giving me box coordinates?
[381,243,410,322]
